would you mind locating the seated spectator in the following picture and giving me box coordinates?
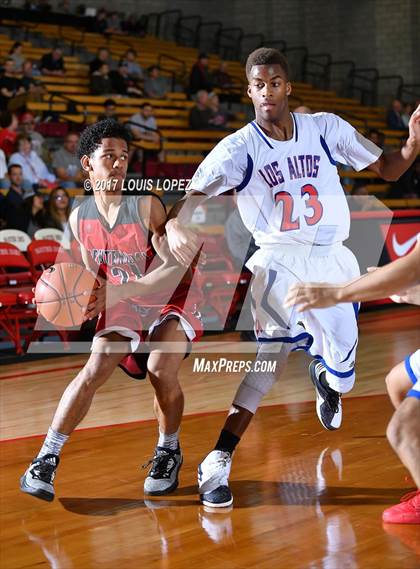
[365,128,385,149]
[9,135,56,189]
[0,193,8,229]
[388,156,420,199]
[52,132,84,188]
[0,59,25,111]
[122,13,145,35]
[40,48,65,76]
[189,90,213,130]
[22,193,48,237]
[44,187,71,232]
[110,62,143,97]
[207,93,233,129]
[20,60,44,98]
[386,99,406,130]
[0,148,6,179]
[98,98,118,121]
[211,62,233,90]
[8,42,25,73]
[106,12,124,35]
[93,9,108,35]
[0,111,19,156]
[144,66,170,99]
[4,164,33,206]
[401,103,413,128]
[347,182,371,211]
[122,49,143,81]
[89,47,111,75]
[90,63,113,96]
[19,112,46,159]
[189,53,213,96]
[129,103,160,144]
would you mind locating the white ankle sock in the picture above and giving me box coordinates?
[38,427,69,458]
[158,429,179,450]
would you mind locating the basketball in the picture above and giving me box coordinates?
[34,263,98,328]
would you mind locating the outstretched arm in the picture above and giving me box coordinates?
[367,104,420,181]
[284,240,420,311]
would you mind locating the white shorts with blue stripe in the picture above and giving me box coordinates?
[247,242,360,394]
[405,349,420,400]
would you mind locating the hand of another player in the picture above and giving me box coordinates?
[284,282,343,312]
[82,277,122,321]
[166,218,202,267]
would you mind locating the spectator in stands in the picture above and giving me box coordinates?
[44,187,71,232]
[9,135,56,190]
[21,60,44,99]
[347,182,371,211]
[129,103,160,144]
[89,47,111,75]
[52,132,84,188]
[122,49,143,82]
[401,103,413,129]
[97,98,118,121]
[189,90,213,130]
[8,42,25,73]
[3,164,33,206]
[386,99,406,130]
[0,59,25,111]
[92,9,108,35]
[207,93,234,129]
[0,193,8,229]
[144,65,170,99]
[22,193,48,237]
[122,13,145,35]
[19,112,46,159]
[294,105,312,113]
[211,61,233,90]
[189,53,213,96]
[366,128,385,149]
[57,0,72,13]
[40,48,65,77]
[388,156,420,199]
[90,63,113,96]
[110,62,143,97]
[0,111,19,157]
[106,12,124,35]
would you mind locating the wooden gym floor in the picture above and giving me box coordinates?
[0,306,419,568]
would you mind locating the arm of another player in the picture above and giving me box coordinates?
[284,239,420,311]
[367,104,420,180]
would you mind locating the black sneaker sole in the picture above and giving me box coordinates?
[20,475,54,502]
[309,360,339,431]
[200,493,233,508]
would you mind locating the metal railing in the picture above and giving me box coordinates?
[174,15,202,47]
[195,21,223,53]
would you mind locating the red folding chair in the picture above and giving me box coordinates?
[0,242,36,354]
[27,239,74,280]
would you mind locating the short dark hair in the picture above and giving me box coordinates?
[245,47,289,80]
[8,164,22,175]
[78,119,131,159]
[104,98,116,107]
[139,102,153,109]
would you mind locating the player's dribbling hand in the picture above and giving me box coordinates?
[284,282,343,312]
[82,277,121,321]
[165,218,203,267]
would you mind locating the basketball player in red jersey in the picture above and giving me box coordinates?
[285,240,420,524]
[20,120,202,501]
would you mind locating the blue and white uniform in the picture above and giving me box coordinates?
[405,350,420,399]
[188,112,382,393]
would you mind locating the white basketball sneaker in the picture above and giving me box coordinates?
[198,450,233,508]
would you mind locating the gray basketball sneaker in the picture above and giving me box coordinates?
[309,360,342,430]
[143,446,183,495]
[20,454,59,502]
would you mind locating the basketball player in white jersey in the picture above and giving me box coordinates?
[285,239,420,524]
[166,48,420,507]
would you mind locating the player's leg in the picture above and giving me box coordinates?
[198,341,291,507]
[385,358,417,409]
[143,318,188,495]
[383,396,420,524]
[20,332,130,501]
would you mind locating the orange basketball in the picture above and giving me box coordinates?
[35,263,97,328]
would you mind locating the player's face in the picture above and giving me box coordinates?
[247,64,291,122]
[83,137,129,193]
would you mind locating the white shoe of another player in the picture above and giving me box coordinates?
[198,450,233,508]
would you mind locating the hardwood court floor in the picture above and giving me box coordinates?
[0,307,419,568]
